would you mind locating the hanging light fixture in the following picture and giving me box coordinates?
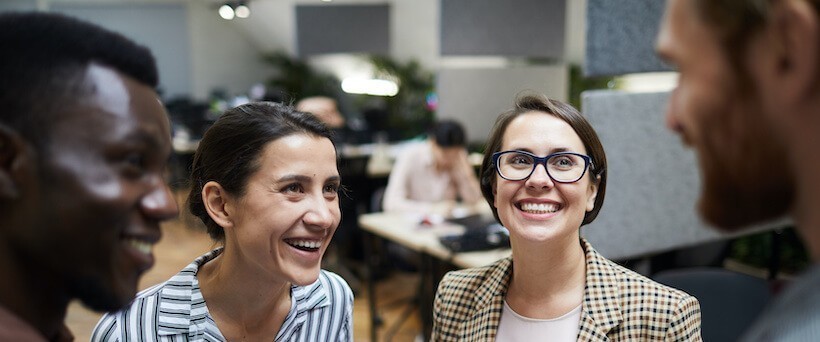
[218,4,235,20]
[234,3,251,18]
[218,1,251,20]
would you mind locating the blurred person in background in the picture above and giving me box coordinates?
[431,95,701,341]
[656,0,820,340]
[382,119,482,216]
[0,12,179,341]
[93,102,352,341]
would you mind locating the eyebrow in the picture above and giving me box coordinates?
[276,174,342,183]
[508,147,571,155]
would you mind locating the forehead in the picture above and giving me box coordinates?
[502,112,585,153]
[657,0,721,61]
[51,64,170,149]
[258,134,338,177]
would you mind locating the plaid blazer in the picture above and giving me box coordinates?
[431,239,702,341]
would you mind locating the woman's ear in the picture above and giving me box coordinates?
[202,181,234,229]
[586,175,600,212]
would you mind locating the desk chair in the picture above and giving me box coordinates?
[652,267,771,341]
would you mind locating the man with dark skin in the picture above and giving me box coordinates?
[656,0,820,340]
[0,12,179,341]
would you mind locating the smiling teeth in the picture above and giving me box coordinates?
[126,239,152,255]
[289,240,322,249]
[521,203,559,214]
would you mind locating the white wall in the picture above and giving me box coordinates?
[13,0,588,105]
[187,0,272,100]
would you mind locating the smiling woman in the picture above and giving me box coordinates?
[91,102,353,341]
[431,94,703,341]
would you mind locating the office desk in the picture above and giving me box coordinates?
[358,212,511,341]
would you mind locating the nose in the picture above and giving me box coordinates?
[525,163,555,189]
[141,177,179,221]
[303,194,337,230]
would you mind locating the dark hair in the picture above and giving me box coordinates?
[430,119,467,147]
[480,94,608,226]
[188,102,334,241]
[0,11,158,153]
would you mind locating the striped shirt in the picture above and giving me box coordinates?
[91,248,353,342]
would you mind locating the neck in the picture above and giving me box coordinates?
[792,149,820,262]
[506,233,586,318]
[198,247,291,334]
[0,241,69,340]
[784,102,820,263]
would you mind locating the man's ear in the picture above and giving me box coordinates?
[770,0,819,104]
[0,124,30,199]
[202,181,234,229]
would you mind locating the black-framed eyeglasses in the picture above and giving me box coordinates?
[492,150,593,183]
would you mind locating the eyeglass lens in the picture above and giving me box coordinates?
[497,151,587,182]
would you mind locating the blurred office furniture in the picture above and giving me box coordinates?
[653,268,771,342]
[165,99,214,189]
[360,211,510,342]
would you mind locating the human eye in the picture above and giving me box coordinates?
[282,183,304,194]
[506,152,533,167]
[120,152,147,178]
[323,182,340,195]
[549,155,578,170]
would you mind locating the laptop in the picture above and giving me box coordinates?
[438,214,510,252]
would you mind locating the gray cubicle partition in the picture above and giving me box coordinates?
[585,0,671,77]
[440,0,565,58]
[296,4,390,57]
[580,90,787,260]
[436,65,568,144]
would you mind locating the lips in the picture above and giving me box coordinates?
[121,235,157,272]
[284,238,323,252]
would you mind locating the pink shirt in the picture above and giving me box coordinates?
[382,141,482,214]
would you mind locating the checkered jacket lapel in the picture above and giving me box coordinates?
[432,238,702,341]
[577,239,623,341]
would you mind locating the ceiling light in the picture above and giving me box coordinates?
[234,4,251,18]
[342,78,399,97]
[218,4,235,20]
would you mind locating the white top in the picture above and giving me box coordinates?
[496,301,582,341]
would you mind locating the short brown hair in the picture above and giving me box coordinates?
[480,94,607,226]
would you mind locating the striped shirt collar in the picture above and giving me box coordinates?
[154,248,332,337]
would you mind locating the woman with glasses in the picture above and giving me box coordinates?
[92,102,353,341]
[431,95,702,341]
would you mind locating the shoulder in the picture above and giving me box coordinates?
[441,258,508,289]
[319,269,354,305]
[584,241,696,305]
[742,266,820,341]
[583,243,701,339]
[437,257,511,305]
[91,281,167,341]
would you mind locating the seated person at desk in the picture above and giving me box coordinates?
[296,96,349,144]
[382,120,482,215]
[431,95,702,341]
[93,102,353,341]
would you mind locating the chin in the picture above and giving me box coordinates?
[290,267,322,286]
[70,276,135,312]
[698,177,793,232]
